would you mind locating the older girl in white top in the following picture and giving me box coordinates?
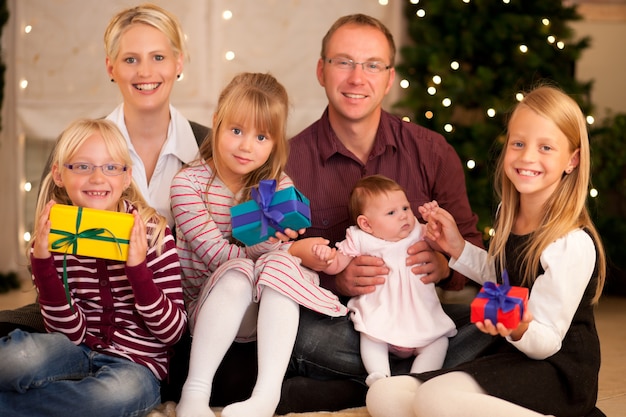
[366,85,606,417]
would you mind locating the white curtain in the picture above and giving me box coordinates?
[15,0,404,140]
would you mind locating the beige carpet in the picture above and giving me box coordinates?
[147,402,370,417]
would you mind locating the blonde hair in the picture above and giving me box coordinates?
[104,3,187,61]
[349,175,405,223]
[33,119,168,257]
[198,72,290,202]
[490,85,605,303]
[321,14,396,66]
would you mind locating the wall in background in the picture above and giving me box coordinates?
[1,0,624,278]
[0,0,403,277]
[572,1,626,117]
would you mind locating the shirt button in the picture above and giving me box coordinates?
[322,219,329,226]
[100,280,108,287]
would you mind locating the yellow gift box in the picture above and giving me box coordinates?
[48,204,134,261]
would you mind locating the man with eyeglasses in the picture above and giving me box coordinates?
[280,13,488,413]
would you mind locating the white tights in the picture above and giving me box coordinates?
[176,271,299,417]
[361,335,448,386]
[366,373,554,417]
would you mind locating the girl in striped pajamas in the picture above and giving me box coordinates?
[0,118,187,417]
[172,73,347,417]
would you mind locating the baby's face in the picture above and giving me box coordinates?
[361,190,415,242]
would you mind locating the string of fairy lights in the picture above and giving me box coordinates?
[398,0,599,215]
[18,0,599,244]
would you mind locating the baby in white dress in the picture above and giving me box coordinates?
[312,175,456,386]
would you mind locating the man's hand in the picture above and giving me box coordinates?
[406,240,451,285]
[335,255,388,297]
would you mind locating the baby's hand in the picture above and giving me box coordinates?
[418,200,440,222]
[304,243,337,271]
[417,200,465,259]
[312,244,336,263]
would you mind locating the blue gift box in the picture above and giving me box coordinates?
[230,180,311,246]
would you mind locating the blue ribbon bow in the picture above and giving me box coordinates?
[251,180,286,237]
[477,270,525,321]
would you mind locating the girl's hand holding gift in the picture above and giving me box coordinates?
[126,210,147,268]
[268,227,305,244]
[475,308,533,340]
[33,200,55,260]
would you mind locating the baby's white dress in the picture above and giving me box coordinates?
[341,220,457,348]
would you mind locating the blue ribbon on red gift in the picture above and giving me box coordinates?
[476,270,525,322]
[251,180,286,237]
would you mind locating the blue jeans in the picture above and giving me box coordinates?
[288,304,495,382]
[0,329,160,417]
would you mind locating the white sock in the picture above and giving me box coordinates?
[176,273,253,417]
[222,287,299,417]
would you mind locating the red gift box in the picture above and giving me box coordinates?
[471,281,529,329]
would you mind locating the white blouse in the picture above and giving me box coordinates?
[106,104,200,228]
[449,228,596,359]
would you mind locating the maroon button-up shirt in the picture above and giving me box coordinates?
[286,108,483,292]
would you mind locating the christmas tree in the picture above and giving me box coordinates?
[396,0,592,237]
[396,0,626,293]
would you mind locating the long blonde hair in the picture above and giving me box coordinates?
[33,119,167,256]
[489,85,605,303]
[197,72,290,202]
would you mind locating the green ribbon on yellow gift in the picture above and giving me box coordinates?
[49,207,130,313]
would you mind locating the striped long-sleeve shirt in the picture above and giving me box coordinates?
[170,162,292,313]
[31,201,187,380]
